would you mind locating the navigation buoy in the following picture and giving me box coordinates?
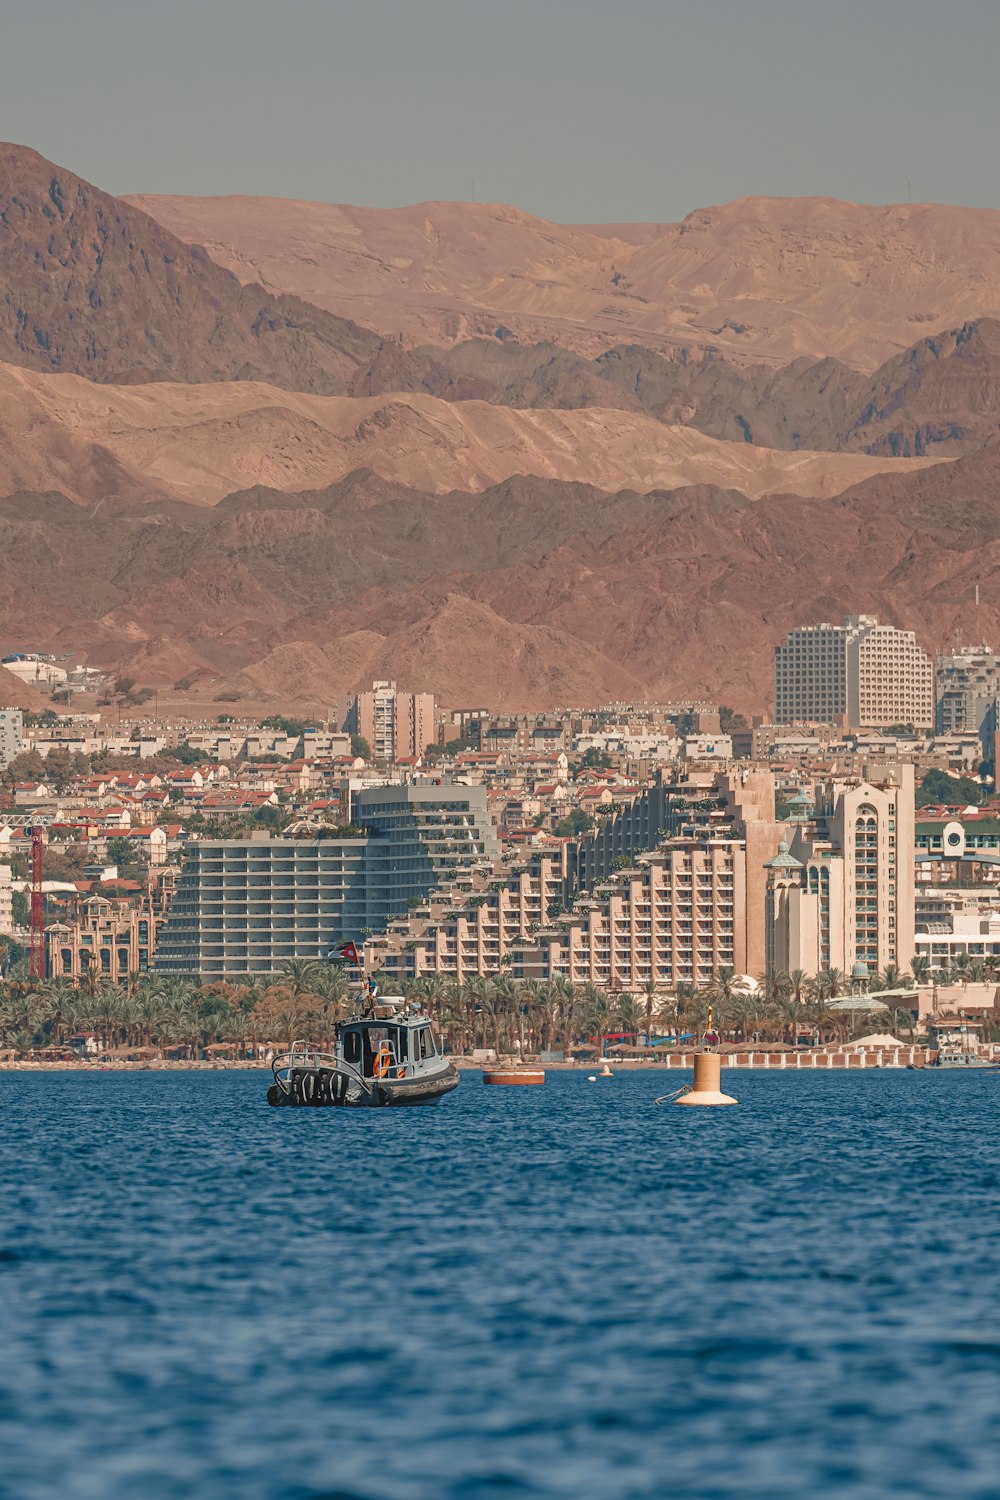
[483,1067,545,1086]
[674,1052,737,1107]
[599,1063,613,1078]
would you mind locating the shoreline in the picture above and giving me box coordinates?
[0,1047,938,1073]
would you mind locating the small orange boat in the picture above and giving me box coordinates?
[482,1067,545,1086]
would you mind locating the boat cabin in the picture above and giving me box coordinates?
[341,1004,439,1079]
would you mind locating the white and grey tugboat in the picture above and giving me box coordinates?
[268,985,459,1108]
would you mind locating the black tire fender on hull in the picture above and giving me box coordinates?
[268,1062,459,1107]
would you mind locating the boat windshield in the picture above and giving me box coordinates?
[343,1023,409,1075]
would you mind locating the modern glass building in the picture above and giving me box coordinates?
[154,783,498,977]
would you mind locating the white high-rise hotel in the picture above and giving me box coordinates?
[774,614,934,729]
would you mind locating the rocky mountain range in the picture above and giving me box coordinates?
[3,141,1000,710]
[2,447,998,715]
[0,361,935,508]
[126,191,1000,370]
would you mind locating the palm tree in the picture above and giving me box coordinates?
[823,968,846,1000]
[878,963,906,992]
[463,976,498,1054]
[549,976,578,1056]
[273,1004,303,1052]
[219,1006,250,1057]
[411,975,449,1026]
[709,967,740,1035]
[726,991,757,1044]
[771,993,805,1047]
[887,1005,916,1042]
[611,994,644,1050]
[674,981,699,1045]
[652,990,679,1046]
[786,969,808,1006]
[282,958,323,1003]
[438,984,470,1056]
[639,978,663,1046]
[804,992,835,1047]
[512,978,545,1053]
[578,983,611,1061]
[910,955,932,988]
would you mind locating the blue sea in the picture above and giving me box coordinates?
[1,1069,998,1499]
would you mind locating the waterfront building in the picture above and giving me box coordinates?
[45,872,176,982]
[154,784,498,978]
[775,615,933,730]
[370,770,786,988]
[47,898,165,983]
[914,911,1000,971]
[765,765,916,978]
[367,848,570,982]
[368,764,916,991]
[519,834,745,988]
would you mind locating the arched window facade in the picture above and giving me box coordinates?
[854,805,879,964]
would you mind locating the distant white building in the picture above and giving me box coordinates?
[0,863,12,935]
[2,654,67,688]
[0,710,23,768]
[775,615,934,730]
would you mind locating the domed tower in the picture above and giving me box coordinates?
[764,839,807,980]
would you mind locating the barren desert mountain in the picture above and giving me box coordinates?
[0,142,406,393]
[128,190,1000,369]
[5,140,1000,714]
[379,317,1000,458]
[7,144,1000,462]
[3,448,1000,712]
[0,665,51,711]
[0,361,937,507]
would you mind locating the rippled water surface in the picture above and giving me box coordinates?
[1,1069,999,1499]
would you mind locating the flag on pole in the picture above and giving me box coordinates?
[338,941,361,967]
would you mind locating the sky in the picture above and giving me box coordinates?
[3,0,1000,222]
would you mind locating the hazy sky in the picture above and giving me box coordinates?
[4,0,999,222]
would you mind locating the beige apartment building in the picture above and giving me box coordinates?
[368,764,916,992]
[47,898,166,983]
[775,615,933,730]
[522,835,746,988]
[365,849,569,982]
[339,681,435,762]
[766,765,915,979]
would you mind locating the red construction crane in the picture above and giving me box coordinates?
[29,826,44,981]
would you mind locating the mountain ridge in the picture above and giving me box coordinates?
[0,360,937,506]
[1,449,998,712]
[127,188,1000,369]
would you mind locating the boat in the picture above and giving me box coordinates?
[932,1045,998,1070]
[268,993,459,1107]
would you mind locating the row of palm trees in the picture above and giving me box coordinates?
[0,956,966,1058]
